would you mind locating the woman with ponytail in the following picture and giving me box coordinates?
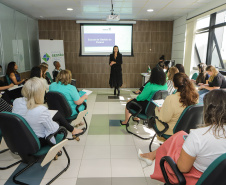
[155,73,199,136]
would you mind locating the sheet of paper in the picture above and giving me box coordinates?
[8,85,23,91]
[49,110,58,118]
[81,89,93,96]
[152,99,165,107]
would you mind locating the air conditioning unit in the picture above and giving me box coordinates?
[106,15,120,21]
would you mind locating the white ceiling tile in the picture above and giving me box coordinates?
[0,0,214,20]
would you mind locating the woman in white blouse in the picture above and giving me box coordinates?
[138,89,226,185]
[12,77,59,146]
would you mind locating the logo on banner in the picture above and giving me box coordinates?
[42,53,50,62]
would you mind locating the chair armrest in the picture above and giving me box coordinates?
[152,116,169,137]
[46,126,68,146]
[160,156,186,185]
[127,100,143,117]
[76,102,87,113]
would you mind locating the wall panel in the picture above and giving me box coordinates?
[38,20,173,88]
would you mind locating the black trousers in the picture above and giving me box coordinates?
[127,99,149,114]
[52,112,74,132]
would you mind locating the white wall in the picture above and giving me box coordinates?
[171,15,187,65]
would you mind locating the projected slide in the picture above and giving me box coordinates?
[81,25,133,56]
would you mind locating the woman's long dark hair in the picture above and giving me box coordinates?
[173,73,198,107]
[112,45,120,55]
[203,89,226,138]
[196,63,207,84]
[30,66,41,78]
[175,64,185,73]
[6,61,18,76]
[149,67,166,85]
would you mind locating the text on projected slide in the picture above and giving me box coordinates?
[84,33,115,47]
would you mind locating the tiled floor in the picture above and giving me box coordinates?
[0,88,164,185]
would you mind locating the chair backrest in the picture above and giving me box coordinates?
[46,72,53,83]
[46,91,72,118]
[145,90,168,118]
[5,75,11,85]
[191,72,198,80]
[196,153,226,185]
[174,104,204,134]
[0,112,40,156]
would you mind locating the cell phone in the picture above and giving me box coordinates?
[183,135,188,140]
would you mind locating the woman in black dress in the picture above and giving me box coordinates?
[109,46,123,96]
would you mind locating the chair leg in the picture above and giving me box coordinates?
[0,148,9,154]
[149,134,156,152]
[83,117,88,131]
[125,116,153,140]
[67,117,88,141]
[0,160,22,170]
[13,158,39,185]
[46,147,70,185]
[0,149,22,170]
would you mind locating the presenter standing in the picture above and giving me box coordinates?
[109,46,122,96]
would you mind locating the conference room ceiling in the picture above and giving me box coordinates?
[0,0,213,21]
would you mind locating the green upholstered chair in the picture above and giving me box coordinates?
[46,72,53,83]
[46,91,88,140]
[0,112,70,185]
[191,72,198,80]
[5,74,11,85]
[126,90,168,140]
[149,104,204,151]
[160,153,226,185]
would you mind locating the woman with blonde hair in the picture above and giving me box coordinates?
[49,70,88,117]
[12,77,84,145]
[166,67,179,95]
[40,64,51,84]
[139,89,226,185]
[198,65,226,104]
[12,77,59,146]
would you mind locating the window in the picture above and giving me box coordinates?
[193,10,226,70]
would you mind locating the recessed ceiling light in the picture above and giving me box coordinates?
[67,8,73,11]
[147,9,154,12]
[40,16,44,18]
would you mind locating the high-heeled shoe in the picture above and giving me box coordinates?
[138,149,153,166]
[132,117,140,123]
[72,127,86,141]
[120,120,128,126]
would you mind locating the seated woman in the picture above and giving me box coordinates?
[40,63,51,84]
[139,89,226,185]
[49,70,88,117]
[175,64,185,73]
[198,65,226,104]
[6,61,25,85]
[156,55,165,69]
[155,73,198,137]
[121,67,168,125]
[191,63,209,85]
[12,78,85,145]
[30,66,49,90]
[166,67,179,95]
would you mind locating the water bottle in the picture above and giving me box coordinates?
[147,65,151,74]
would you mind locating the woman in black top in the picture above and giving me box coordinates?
[198,65,226,104]
[109,46,122,96]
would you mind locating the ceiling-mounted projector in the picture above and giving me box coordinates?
[106,14,120,21]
